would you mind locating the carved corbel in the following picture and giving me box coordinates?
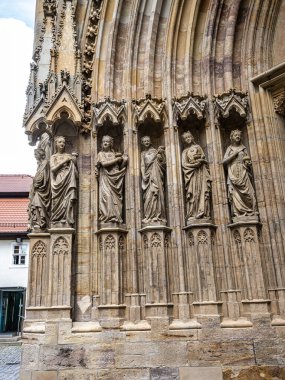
[213,89,248,122]
[132,94,166,125]
[273,93,285,116]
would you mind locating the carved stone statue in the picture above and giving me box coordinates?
[181,131,211,223]
[141,136,166,225]
[96,135,128,224]
[38,132,52,160]
[28,148,51,230]
[50,136,78,227]
[222,129,258,221]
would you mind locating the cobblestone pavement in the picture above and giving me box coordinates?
[0,344,21,380]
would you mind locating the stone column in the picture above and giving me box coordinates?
[96,226,128,328]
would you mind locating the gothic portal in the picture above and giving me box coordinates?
[21,0,285,379]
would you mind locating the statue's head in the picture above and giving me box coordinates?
[141,136,151,148]
[54,136,66,152]
[182,131,194,145]
[230,129,242,143]
[102,135,114,150]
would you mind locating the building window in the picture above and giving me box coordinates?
[12,243,28,266]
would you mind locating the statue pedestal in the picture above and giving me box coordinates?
[25,228,74,321]
[269,288,285,326]
[139,225,173,323]
[26,232,50,312]
[183,223,218,316]
[96,226,128,328]
[228,220,270,319]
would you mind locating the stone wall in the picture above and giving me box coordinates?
[21,0,285,378]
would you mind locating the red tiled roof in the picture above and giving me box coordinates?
[0,198,29,233]
[0,175,33,194]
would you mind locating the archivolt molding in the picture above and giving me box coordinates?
[93,97,126,127]
[213,89,248,120]
[81,0,103,132]
[173,93,207,121]
[132,94,166,125]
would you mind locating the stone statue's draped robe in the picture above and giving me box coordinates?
[224,144,256,217]
[182,144,211,220]
[141,148,166,223]
[50,153,78,226]
[29,159,51,229]
[97,151,126,223]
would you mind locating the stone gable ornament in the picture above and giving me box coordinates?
[50,136,78,227]
[141,136,166,225]
[181,131,212,224]
[222,129,258,222]
[28,147,51,231]
[96,135,128,224]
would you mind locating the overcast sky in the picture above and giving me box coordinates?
[0,0,37,175]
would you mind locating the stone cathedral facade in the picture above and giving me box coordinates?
[21,0,285,379]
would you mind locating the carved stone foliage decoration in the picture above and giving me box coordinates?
[181,131,211,223]
[173,92,207,121]
[96,135,128,224]
[132,94,166,124]
[53,237,69,255]
[222,129,258,222]
[50,136,78,228]
[82,0,103,132]
[213,89,248,120]
[32,241,47,257]
[141,136,167,225]
[273,93,285,116]
[93,97,126,128]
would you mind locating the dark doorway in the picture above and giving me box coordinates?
[0,289,25,333]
